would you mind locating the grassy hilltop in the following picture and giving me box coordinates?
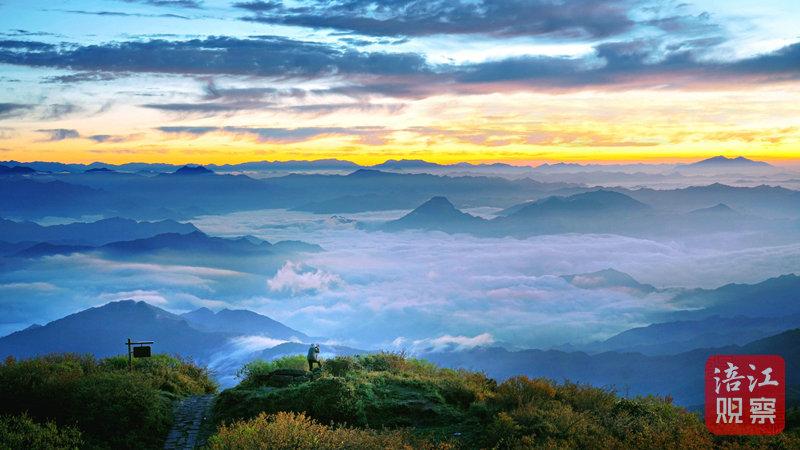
[2,352,799,449]
[210,352,800,449]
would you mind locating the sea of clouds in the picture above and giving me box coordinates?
[2,208,799,354]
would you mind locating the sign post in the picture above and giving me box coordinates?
[125,338,154,372]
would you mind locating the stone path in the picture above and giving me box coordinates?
[164,394,216,449]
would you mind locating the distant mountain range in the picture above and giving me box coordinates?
[1,229,322,264]
[560,270,800,355]
[1,158,797,222]
[0,155,778,174]
[0,216,197,246]
[373,185,800,241]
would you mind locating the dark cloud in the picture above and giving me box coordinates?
[142,101,271,113]
[44,71,123,84]
[0,36,431,78]
[286,102,406,115]
[0,39,56,51]
[0,34,797,98]
[4,29,61,38]
[0,103,33,119]
[728,42,800,76]
[36,128,80,141]
[454,40,800,90]
[201,81,307,101]
[120,0,203,8]
[56,9,190,19]
[88,134,132,143]
[40,104,80,120]
[233,0,637,39]
[157,125,384,143]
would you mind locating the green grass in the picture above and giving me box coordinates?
[212,351,800,449]
[0,353,217,449]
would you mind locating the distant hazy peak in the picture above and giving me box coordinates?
[346,168,388,177]
[173,165,214,175]
[372,159,441,170]
[688,203,737,215]
[688,156,772,167]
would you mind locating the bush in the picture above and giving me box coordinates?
[0,413,83,450]
[236,355,308,387]
[207,411,442,450]
[70,372,172,449]
[324,356,360,377]
[356,351,409,373]
[0,353,217,449]
[103,354,218,397]
[493,375,556,410]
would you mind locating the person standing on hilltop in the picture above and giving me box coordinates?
[307,343,321,371]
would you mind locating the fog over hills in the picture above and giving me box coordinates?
[1,157,799,403]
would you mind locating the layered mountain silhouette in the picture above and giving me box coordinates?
[0,216,198,246]
[671,273,800,319]
[180,307,308,340]
[3,158,797,224]
[380,190,655,237]
[581,314,800,355]
[564,272,800,355]
[5,230,322,260]
[500,189,649,217]
[0,164,36,175]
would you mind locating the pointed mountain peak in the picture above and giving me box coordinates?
[413,196,456,213]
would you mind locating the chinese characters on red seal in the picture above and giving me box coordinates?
[705,355,785,435]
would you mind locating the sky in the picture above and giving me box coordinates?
[1,0,799,166]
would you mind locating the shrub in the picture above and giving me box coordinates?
[356,351,409,373]
[0,353,217,449]
[555,380,617,415]
[103,354,218,397]
[324,356,360,377]
[207,411,442,450]
[70,372,173,449]
[492,375,556,411]
[0,413,83,450]
[236,355,308,387]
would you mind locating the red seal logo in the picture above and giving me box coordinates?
[705,355,785,435]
